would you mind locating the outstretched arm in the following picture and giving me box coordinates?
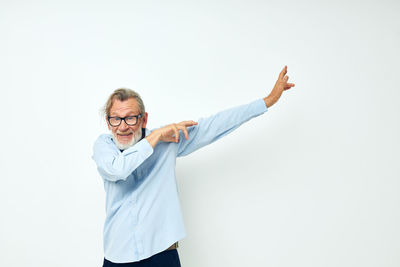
[141,66,295,155]
[176,65,296,157]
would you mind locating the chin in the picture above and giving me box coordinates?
[112,130,142,150]
[116,140,133,150]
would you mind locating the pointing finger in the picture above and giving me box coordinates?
[179,120,198,127]
[279,65,287,79]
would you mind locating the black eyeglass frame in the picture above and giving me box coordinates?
[107,114,143,127]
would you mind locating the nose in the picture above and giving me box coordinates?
[118,119,129,131]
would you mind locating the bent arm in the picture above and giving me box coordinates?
[92,134,154,182]
[177,98,267,157]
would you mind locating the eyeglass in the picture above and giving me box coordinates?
[107,114,142,127]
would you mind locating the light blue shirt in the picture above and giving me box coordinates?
[92,99,267,263]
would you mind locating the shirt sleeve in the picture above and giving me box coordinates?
[177,98,268,157]
[92,134,154,182]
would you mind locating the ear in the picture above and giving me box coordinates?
[141,112,149,129]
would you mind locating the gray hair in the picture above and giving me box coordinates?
[103,88,146,117]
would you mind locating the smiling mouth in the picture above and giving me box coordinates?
[117,133,133,142]
[118,133,132,136]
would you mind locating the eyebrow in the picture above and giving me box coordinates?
[109,111,140,117]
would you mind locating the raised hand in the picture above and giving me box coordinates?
[264,66,295,108]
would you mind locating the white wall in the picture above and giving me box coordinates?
[1,0,399,266]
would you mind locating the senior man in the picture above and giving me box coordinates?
[93,66,295,266]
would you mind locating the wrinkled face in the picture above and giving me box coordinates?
[107,98,148,149]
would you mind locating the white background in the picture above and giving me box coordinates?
[1,0,399,266]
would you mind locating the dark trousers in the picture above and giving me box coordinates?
[103,249,181,267]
